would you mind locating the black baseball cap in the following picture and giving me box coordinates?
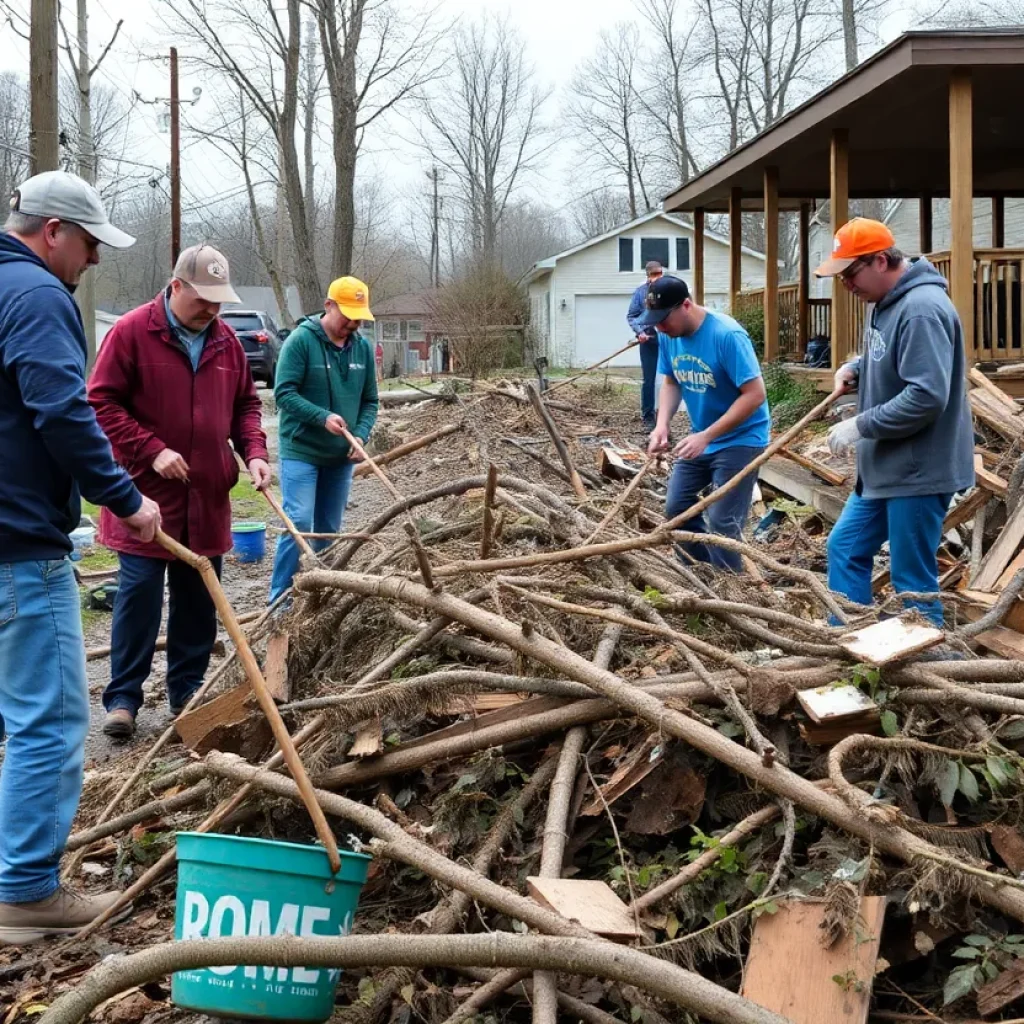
[634,275,690,329]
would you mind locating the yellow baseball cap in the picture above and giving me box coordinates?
[327,276,374,321]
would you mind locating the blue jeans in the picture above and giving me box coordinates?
[269,459,355,603]
[639,338,659,422]
[826,492,952,627]
[0,559,89,902]
[665,445,765,573]
[103,552,222,716]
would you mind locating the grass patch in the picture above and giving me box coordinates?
[80,499,101,519]
[79,604,107,632]
[77,545,119,572]
[231,476,270,522]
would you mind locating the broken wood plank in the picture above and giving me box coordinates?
[975,445,1000,467]
[990,824,1024,876]
[973,500,1024,591]
[778,446,848,487]
[798,685,878,725]
[263,632,290,704]
[974,454,1009,499]
[944,487,990,534]
[996,550,1024,592]
[838,617,944,666]
[799,713,882,747]
[173,683,271,758]
[970,366,1022,415]
[971,625,1024,661]
[971,388,1024,441]
[526,877,643,941]
[960,589,1024,634]
[741,897,886,1024]
[580,734,664,817]
[977,955,1024,1016]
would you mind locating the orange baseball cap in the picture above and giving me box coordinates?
[327,276,374,321]
[814,217,896,277]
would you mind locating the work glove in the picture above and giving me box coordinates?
[828,417,862,456]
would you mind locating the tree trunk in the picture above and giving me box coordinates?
[75,0,98,369]
[303,14,317,242]
[842,0,858,71]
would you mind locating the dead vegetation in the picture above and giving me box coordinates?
[12,370,1024,1024]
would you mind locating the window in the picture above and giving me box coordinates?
[399,320,408,341]
[640,238,670,269]
[618,238,634,272]
[381,320,399,340]
[676,238,690,271]
[406,320,425,341]
[222,314,264,332]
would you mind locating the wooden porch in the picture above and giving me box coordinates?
[664,30,1024,371]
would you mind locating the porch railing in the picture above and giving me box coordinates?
[927,249,1024,363]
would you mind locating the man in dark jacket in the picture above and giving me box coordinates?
[269,276,379,601]
[816,218,974,625]
[626,260,664,432]
[0,171,160,942]
[89,244,270,738]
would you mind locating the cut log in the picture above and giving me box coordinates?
[970,367,1021,415]
[973,500,1024,591]
[778,446,848,487]
[971,389,1024,441]
[263,632,290,703]
[838,617,943,666]
[173,683,271,758]
[526,878,643,942]
[741,897,886,1024]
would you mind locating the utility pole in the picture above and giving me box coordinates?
[428,166,440,288]
[76,0,97,365]
[29,0,59,173]
[170,47,181,264]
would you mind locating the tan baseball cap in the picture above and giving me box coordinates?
[172,244,240,303]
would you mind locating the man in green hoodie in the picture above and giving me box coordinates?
[269,276,379,601]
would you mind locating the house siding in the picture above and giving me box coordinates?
[527,215,766,366]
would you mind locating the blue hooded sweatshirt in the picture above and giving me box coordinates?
[845,257,974,500]
[0,232,141,561]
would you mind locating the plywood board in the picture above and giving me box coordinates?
[797,685,877,725]
[974,499,1024,592]
[175,683,252,751]
[838,617,943,666]
[972,625,1024,660]
[264,632,290,703]
[742,897,886,1024]
[961,589,1024,633]
[526,877,642,941]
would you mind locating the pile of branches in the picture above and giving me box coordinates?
[21,379,1024,1024]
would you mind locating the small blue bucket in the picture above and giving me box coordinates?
[231,522,267,563]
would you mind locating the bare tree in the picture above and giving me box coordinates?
[565,23,652,219]
[634,0,700,185]
[420,14,550,267]
[567,188,633,242]
[314,0,443,277]
[0,72,30,202]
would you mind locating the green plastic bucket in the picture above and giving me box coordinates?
[171,832,372,1022]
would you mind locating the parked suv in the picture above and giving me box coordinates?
[222,310,287,386]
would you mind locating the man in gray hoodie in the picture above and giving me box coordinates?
[815,217,974,626]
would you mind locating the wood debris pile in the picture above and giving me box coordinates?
[13,374,1024,1024]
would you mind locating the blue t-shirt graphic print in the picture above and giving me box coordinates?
[657,310,770,454]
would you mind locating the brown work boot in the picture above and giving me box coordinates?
[0,887,124,944]
[102,708,136,739]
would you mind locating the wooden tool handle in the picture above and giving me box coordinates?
[340,426,405,502]
[154,529,342,874]
[232,453,318,560]
[545,339,641,396]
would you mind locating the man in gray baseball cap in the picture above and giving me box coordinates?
[0,170,160,942]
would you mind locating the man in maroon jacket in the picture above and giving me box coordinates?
[89,244,270,738]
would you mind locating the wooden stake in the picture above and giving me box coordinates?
[544,340,640,396]
[527,384,588,500]
[481,464,499,559]
[154,529,341,873]
[404,522,436,589]
[583,458,655,545]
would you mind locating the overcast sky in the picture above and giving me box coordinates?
[0,0,917,213]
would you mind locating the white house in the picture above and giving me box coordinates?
[96,310,120,348]
[520,210,768,368]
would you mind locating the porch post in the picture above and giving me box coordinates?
[729,186,743,312]
[693,207,705,304]
[830,128,850,371]
[919,196,933,255]
[798,202,810,357]
[993,197,1005,248]
[763,167,780,362]
[949,69,974,361]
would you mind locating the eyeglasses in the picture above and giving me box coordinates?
[839,257,872,282]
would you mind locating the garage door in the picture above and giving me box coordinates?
[573,294,641,367]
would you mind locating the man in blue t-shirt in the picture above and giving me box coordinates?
[634,276,770,572]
